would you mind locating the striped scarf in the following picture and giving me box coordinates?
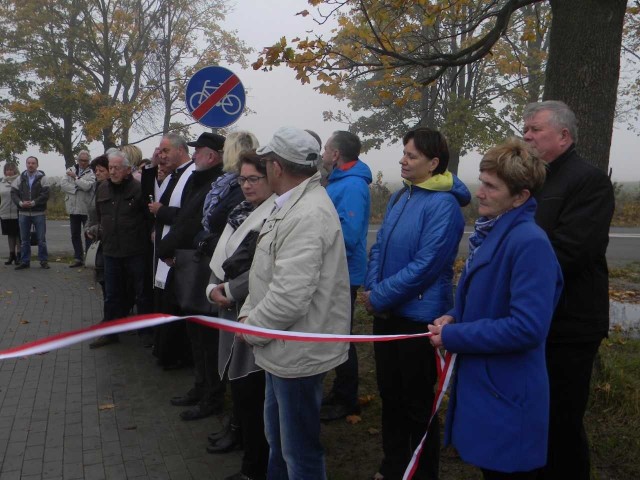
[202,172,238,232]
[466,213,506,268]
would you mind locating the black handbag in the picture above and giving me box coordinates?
[173,249,216,314]
[30,224,38,246]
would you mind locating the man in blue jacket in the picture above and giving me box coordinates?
[320,130,372,421]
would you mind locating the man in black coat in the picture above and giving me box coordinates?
[524,100,615,480]
[90,151,150,348]
[158,132,229,422]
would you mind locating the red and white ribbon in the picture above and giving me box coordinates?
[0,313,435,360]
[402,348,457,479]
[0,313,457,480]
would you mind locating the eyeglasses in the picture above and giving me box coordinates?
[237,175,266,185]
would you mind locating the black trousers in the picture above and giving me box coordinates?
[231,370,268,480]
[186,321,225,408]
[374,316,439,480]
[330,285,360,408]
[541,339,602,480]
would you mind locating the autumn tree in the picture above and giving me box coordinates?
[310,2,550,173]
[255,0,627,172]
[0,0,249,165]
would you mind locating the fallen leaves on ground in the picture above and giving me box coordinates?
[346,414,362,424]
[357,394,376,406]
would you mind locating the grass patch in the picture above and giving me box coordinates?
[610,262,640,282]
[589,334,640,479]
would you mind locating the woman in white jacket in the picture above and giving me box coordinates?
[206,151,275,480]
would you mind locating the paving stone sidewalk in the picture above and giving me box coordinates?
[0,261,241,479]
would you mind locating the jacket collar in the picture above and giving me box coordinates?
[547,144,576,175]
[272,171,321,220]
[463,198,538,280]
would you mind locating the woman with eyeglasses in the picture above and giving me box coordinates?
[205,151,275,480]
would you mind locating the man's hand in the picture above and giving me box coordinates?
[209,284,232,308]
[428,315,455,349]
[66,169,77,179]
[148,201,162,215]
[161,257,175,267]
[362,290,375,314]
[236,316,248,343]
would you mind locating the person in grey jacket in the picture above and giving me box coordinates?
[11,156,50,270]
[239,127,351,479]
[61,150,96,267]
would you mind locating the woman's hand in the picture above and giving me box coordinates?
[209,283,232,308]
[428,315,455,348]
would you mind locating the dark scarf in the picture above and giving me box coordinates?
[227,200,255,230]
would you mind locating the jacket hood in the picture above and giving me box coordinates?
[405,171,471,207]
[327,159,373,184]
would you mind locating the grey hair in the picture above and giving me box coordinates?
[269,153,317,178]
[164,133,189,154]
[523,100,578,143]
[330,130,361,162]
[107,150,130,167]
[77,149,91,159]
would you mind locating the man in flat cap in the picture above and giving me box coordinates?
[160,132,230,422]
[239,126,351,479]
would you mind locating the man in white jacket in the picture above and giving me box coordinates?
[61,150,96,267]
[239,127,351,479]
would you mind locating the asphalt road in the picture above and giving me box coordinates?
[14,220,640,266]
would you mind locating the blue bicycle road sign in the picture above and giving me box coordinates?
[185,66,246,128]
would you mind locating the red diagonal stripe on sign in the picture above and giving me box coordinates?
[192,75,240,120]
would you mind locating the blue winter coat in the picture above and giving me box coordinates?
[442,198,563,472]
[326,160,372,286]
[365,173,470,322]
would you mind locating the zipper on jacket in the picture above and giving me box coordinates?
[378,185,411,280]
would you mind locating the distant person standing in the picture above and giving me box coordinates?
[523,100,615,480]
[0,163,21,265]
[11,156,50,270]
[320,130,372,421]
[61,150,96,267]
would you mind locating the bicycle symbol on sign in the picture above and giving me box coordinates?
[189,80,242,115]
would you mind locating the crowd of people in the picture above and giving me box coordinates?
[0,100,615,480]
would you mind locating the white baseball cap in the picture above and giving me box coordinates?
[256,127,320,166]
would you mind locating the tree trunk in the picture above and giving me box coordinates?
[448,148,460,176]
[544,0,626,172]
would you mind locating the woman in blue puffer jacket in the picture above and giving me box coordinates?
[364,127,470,480]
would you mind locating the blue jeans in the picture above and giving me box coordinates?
[69,214,89,261]
[18,214,48,264]
[264,372,326,480]
[103,253,149,322]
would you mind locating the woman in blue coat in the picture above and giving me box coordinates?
[364,127,470,480]
[429,138,563,479]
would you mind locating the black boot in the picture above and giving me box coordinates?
[4,253,16,265]
[206,423,242,454]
